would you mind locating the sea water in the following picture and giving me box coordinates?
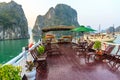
[0,39,29,64]
[0,36,40,64]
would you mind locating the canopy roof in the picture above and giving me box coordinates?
[42,26,75,32]
[71,25,96,32]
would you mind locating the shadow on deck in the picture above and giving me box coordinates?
[36,43,120,80]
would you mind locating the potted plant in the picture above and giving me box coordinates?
[37,45,45,57]
[0,64,21,80]
[25,61,36,80]
[93,40,102,55]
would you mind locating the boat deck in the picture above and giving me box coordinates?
[36,43,120,80]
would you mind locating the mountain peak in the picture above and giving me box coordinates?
[32,4,80,36]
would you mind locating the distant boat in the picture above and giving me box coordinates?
[84,33,116,42]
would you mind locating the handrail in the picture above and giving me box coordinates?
[3,40,42,66]
[2,40,42,77]
[3,51,27,66]
[102,41,120,46]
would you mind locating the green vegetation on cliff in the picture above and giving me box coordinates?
[32,4,80,36]
[0,1,29,40]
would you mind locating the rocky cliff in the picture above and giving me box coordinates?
[32,4,80,36]
[0,1,29,40]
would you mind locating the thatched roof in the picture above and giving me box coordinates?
[42,26,75,32]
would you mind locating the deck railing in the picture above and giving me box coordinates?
[72,38,120,55]
[4,51,27,66]
[3,40,42,66]
[3,40,42,77]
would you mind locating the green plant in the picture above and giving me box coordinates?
[0,64,21,80]
[25,61,35,72]
[37,45,45,56]
[93,40,101,50]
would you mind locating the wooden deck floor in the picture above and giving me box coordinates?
[36,43,120,80]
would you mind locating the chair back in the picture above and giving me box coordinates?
[104,45,115,54]
[45,43,52,51]
[30,49,38,60]
[30,45,41,60]
[88,41,95,49]
[115,45,120,55]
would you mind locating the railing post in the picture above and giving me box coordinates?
[24,46,29,61]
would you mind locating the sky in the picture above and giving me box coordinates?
[0,0,120,31]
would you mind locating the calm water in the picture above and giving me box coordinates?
[0,36,40,64]
[0,39,28,64]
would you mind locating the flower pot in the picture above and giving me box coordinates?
[96,50,102,55]
[25,69,36,80]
